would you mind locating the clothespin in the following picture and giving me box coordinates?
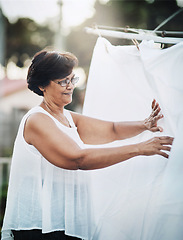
[93,23,102,38]
[93,23,109,53]
[124,25,140,51]
[132,39,140,51]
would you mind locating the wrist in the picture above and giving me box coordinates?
[135,142,143,156]
[142,119,149,131]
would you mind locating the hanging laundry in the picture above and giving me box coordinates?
[83,37,183,240]
[140,40,183,240]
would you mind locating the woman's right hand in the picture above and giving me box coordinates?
[137,136,174,158]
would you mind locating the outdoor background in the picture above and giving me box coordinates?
[0,0,183,235]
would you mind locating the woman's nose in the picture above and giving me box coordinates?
[66,81,74,89]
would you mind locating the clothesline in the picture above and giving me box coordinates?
[95,25,183,37]
[85,27,183,44]
[85,8,183,44]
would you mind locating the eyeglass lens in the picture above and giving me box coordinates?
[61,77,79,86]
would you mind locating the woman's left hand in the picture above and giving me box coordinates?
[144,99,164,132]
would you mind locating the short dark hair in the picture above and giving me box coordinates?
[27,50,78,96]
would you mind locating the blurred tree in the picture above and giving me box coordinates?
[66,0,182,72]
[0,8,5,67]
[2,0,182,70]
[5,17,55,67]
[146,0,182,30]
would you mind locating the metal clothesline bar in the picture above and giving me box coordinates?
[85,27,183,44]
[96,25,183,37]
[153,8,183,32]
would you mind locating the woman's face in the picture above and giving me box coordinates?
[43,72,76,106]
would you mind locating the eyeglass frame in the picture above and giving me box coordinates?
[53,76,79,87]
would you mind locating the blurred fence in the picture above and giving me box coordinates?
[0,108,26,232]
[0,113,15,155]
[0,157,11,232]
[0,108,27,156]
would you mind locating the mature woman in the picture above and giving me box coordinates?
[1,50,173,240]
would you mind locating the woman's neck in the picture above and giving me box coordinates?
[41,99,71,127]
[42,98,64,115]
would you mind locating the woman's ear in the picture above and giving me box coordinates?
[38,86,45,92]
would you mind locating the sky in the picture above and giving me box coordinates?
[0,0,102,28]
[0,0,182,82]
[0,0,182,28]
[0,0,111,83]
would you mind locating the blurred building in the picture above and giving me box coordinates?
[0,77,41,113]
[0,77,41,155]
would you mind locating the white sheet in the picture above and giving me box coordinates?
[83,37,183,240]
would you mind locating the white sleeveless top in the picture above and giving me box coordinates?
[1,106,94,240]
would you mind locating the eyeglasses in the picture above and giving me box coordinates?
[53,77,79,87]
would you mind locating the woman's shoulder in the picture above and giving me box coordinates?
[24,108,58,145]
[27,105,46,115]
[26,109,56,129]
[67,109,81,121]
[25,106,54,121]
[24,106,57,133]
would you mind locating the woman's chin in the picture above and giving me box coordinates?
[64,98,72,106]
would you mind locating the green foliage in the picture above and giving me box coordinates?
[2,0,182,73]
[0,182,8,233]
[0,163,9,235]
[5,17,55,67]
[1,147,13,158]
[66,0,182,71]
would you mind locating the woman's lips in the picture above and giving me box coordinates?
[63,92,72,95]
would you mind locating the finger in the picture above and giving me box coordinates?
[157,150,169,159]
[159,136,174,145]
[150,106,160,118]
[151,99,156,109]
[160,146,171,151]
[152,107,161,117]
[159,136,174,141]
[150,126,163,132]
[158,126,163,132]
[152,101,159,112]
[154,114,164,121]
[150,127,159,132]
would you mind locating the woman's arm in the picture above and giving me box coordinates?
[76,136,172,170]
[112,99,163,140]
[24,112,173,171]
[71,99,163,145]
